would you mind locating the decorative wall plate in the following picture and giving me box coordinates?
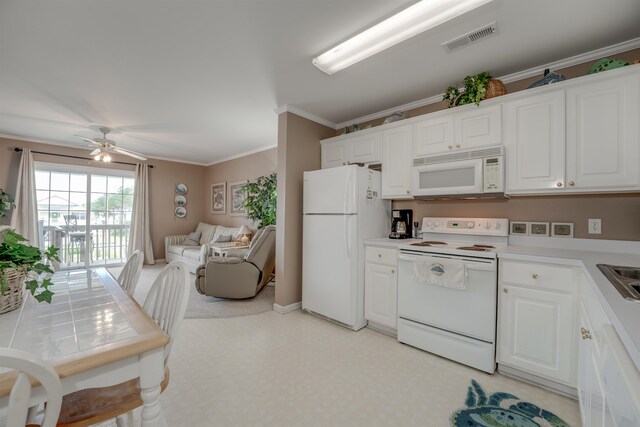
[175,207,187,218]
[175,183,188,195]
[175,195,187,206]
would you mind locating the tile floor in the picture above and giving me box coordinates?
[159,309,580,426]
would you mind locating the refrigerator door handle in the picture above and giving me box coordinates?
[344,214,351,258]
[343,167,351,214]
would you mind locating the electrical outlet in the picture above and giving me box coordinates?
[588,218,601,234]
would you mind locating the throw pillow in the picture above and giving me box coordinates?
[214,234,232,243]
[183,231,202,246]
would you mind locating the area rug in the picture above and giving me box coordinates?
[450,380,569,427]
[108,263,275,319]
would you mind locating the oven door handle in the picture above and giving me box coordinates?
[399,253,496,271]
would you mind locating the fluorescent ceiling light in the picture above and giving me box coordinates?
[312,0,493,75]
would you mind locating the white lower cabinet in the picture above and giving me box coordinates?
[498,259,577,386]
[364,246,397,329]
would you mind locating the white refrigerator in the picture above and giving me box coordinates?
[302,165,390,331]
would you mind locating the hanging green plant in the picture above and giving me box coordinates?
[241,172,277,227]
[0,189,15,219]
[443,71,492,108]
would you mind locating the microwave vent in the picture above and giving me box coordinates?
[442,22,499,53]
[413,145,504,166]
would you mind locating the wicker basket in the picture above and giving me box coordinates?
[0,268,25,314]
[484,79,507,100]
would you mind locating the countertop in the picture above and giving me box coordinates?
[364,237,640,371]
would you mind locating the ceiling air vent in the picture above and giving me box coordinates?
[442,22,498,53]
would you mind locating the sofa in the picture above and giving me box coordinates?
[164,222,243,273]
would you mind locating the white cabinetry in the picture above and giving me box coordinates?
[577,273,640,426]
[364,245,398,330]
[381,125,413,199]
[413,104,501,157]
[566,73,640,190]
[505,91,566,192]
[321,133,382,169]
[498,259,577,386]
[321,140,348,169]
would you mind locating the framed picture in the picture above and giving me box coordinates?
[530,222,550,236]
[211,182,226,214]
[551,222,574,238]
[229,181,247,216]
[510,221,529,235]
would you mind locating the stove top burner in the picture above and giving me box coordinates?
[423,241,447,245]
[472,244,495,249]
[457,246,490,252]
[410,242,432,247]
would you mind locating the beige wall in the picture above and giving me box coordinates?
[275,113,334,307]
[394,194,640,241]
[0,137,207,260]
[203,148,277,227]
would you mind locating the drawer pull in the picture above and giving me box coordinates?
[532,273,538,279]
[378,254,382,258]
[391,269,395,273]
[503,288,508,293]
[581,327,592,340]
[556,181,563,187]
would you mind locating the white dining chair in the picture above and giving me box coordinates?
[0,348,62,427]
[116,250,144,296]
[56,261,191,427]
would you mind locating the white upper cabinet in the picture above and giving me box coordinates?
[566,73,640,190]
[413,115,454,157]
[413,104,501,157]
[505,91,566,192]
[321,140,348,169]
[321,132,382,169]
[348,133,382,164]
[382,125,413,199]
[455,104,502,150]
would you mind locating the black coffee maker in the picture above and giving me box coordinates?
[389,209,413,239]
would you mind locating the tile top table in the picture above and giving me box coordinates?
[0,268,169,426]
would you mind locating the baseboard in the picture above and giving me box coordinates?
[497,364,578,399]
[273,301,302,314]
[154,258,166,263]
[366,321,398,338]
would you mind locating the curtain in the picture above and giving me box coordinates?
[10,148,41,247]
[128,163,155,264]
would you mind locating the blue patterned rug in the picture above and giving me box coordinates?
[450,380,570,427]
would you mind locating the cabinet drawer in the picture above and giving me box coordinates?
[501,260,577,293]
[366,246,397,266]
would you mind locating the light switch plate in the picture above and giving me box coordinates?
[509,221,529,235]
[529,222,550,236]
[551,222,574,238]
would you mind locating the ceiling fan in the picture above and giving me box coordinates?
[76,127,147,162]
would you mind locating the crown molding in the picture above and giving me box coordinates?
[206,144,278,167]
[274,104,336,129]
[335,36,640,129]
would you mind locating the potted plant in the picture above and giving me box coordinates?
[0,188,15,219]
[241,172,277,227]
[0,228,60,313]
[443,71,506,108]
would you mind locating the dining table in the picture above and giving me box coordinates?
[0,268,170,426]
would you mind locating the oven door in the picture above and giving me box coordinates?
[398,252,497,342]
[412,158,483,197]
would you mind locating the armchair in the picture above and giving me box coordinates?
[195,225,275,299]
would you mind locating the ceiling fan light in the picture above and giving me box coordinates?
[103,154,111,163]
[94,154,101,161]
[312,0,493,74]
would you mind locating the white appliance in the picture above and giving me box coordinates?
[397,217,509,373]
[412,145,506,199]
[302,165,390,331]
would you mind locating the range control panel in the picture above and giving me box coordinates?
[421,217,509,237]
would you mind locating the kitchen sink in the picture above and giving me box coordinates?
[597,264,640,302]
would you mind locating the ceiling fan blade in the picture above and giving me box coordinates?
[75,135,99,145]
[89,148,101,156]
[113,146,147,161]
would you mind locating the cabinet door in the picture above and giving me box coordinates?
[413,115,455,156]
[566,73,640,190]
[364,263,397,329]
[498,285,574,383]
[455,104,502,150]
[505,91,566,193]
[321,141,348,169]
[381,125,413,199]
[578,302,607,427]
[349,133,382,164]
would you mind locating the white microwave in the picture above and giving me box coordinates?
[411,146,506,199]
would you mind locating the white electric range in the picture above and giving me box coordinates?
[396,217,509,373]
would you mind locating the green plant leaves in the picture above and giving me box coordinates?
[241,172,277,227]
[443,71,492,107]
